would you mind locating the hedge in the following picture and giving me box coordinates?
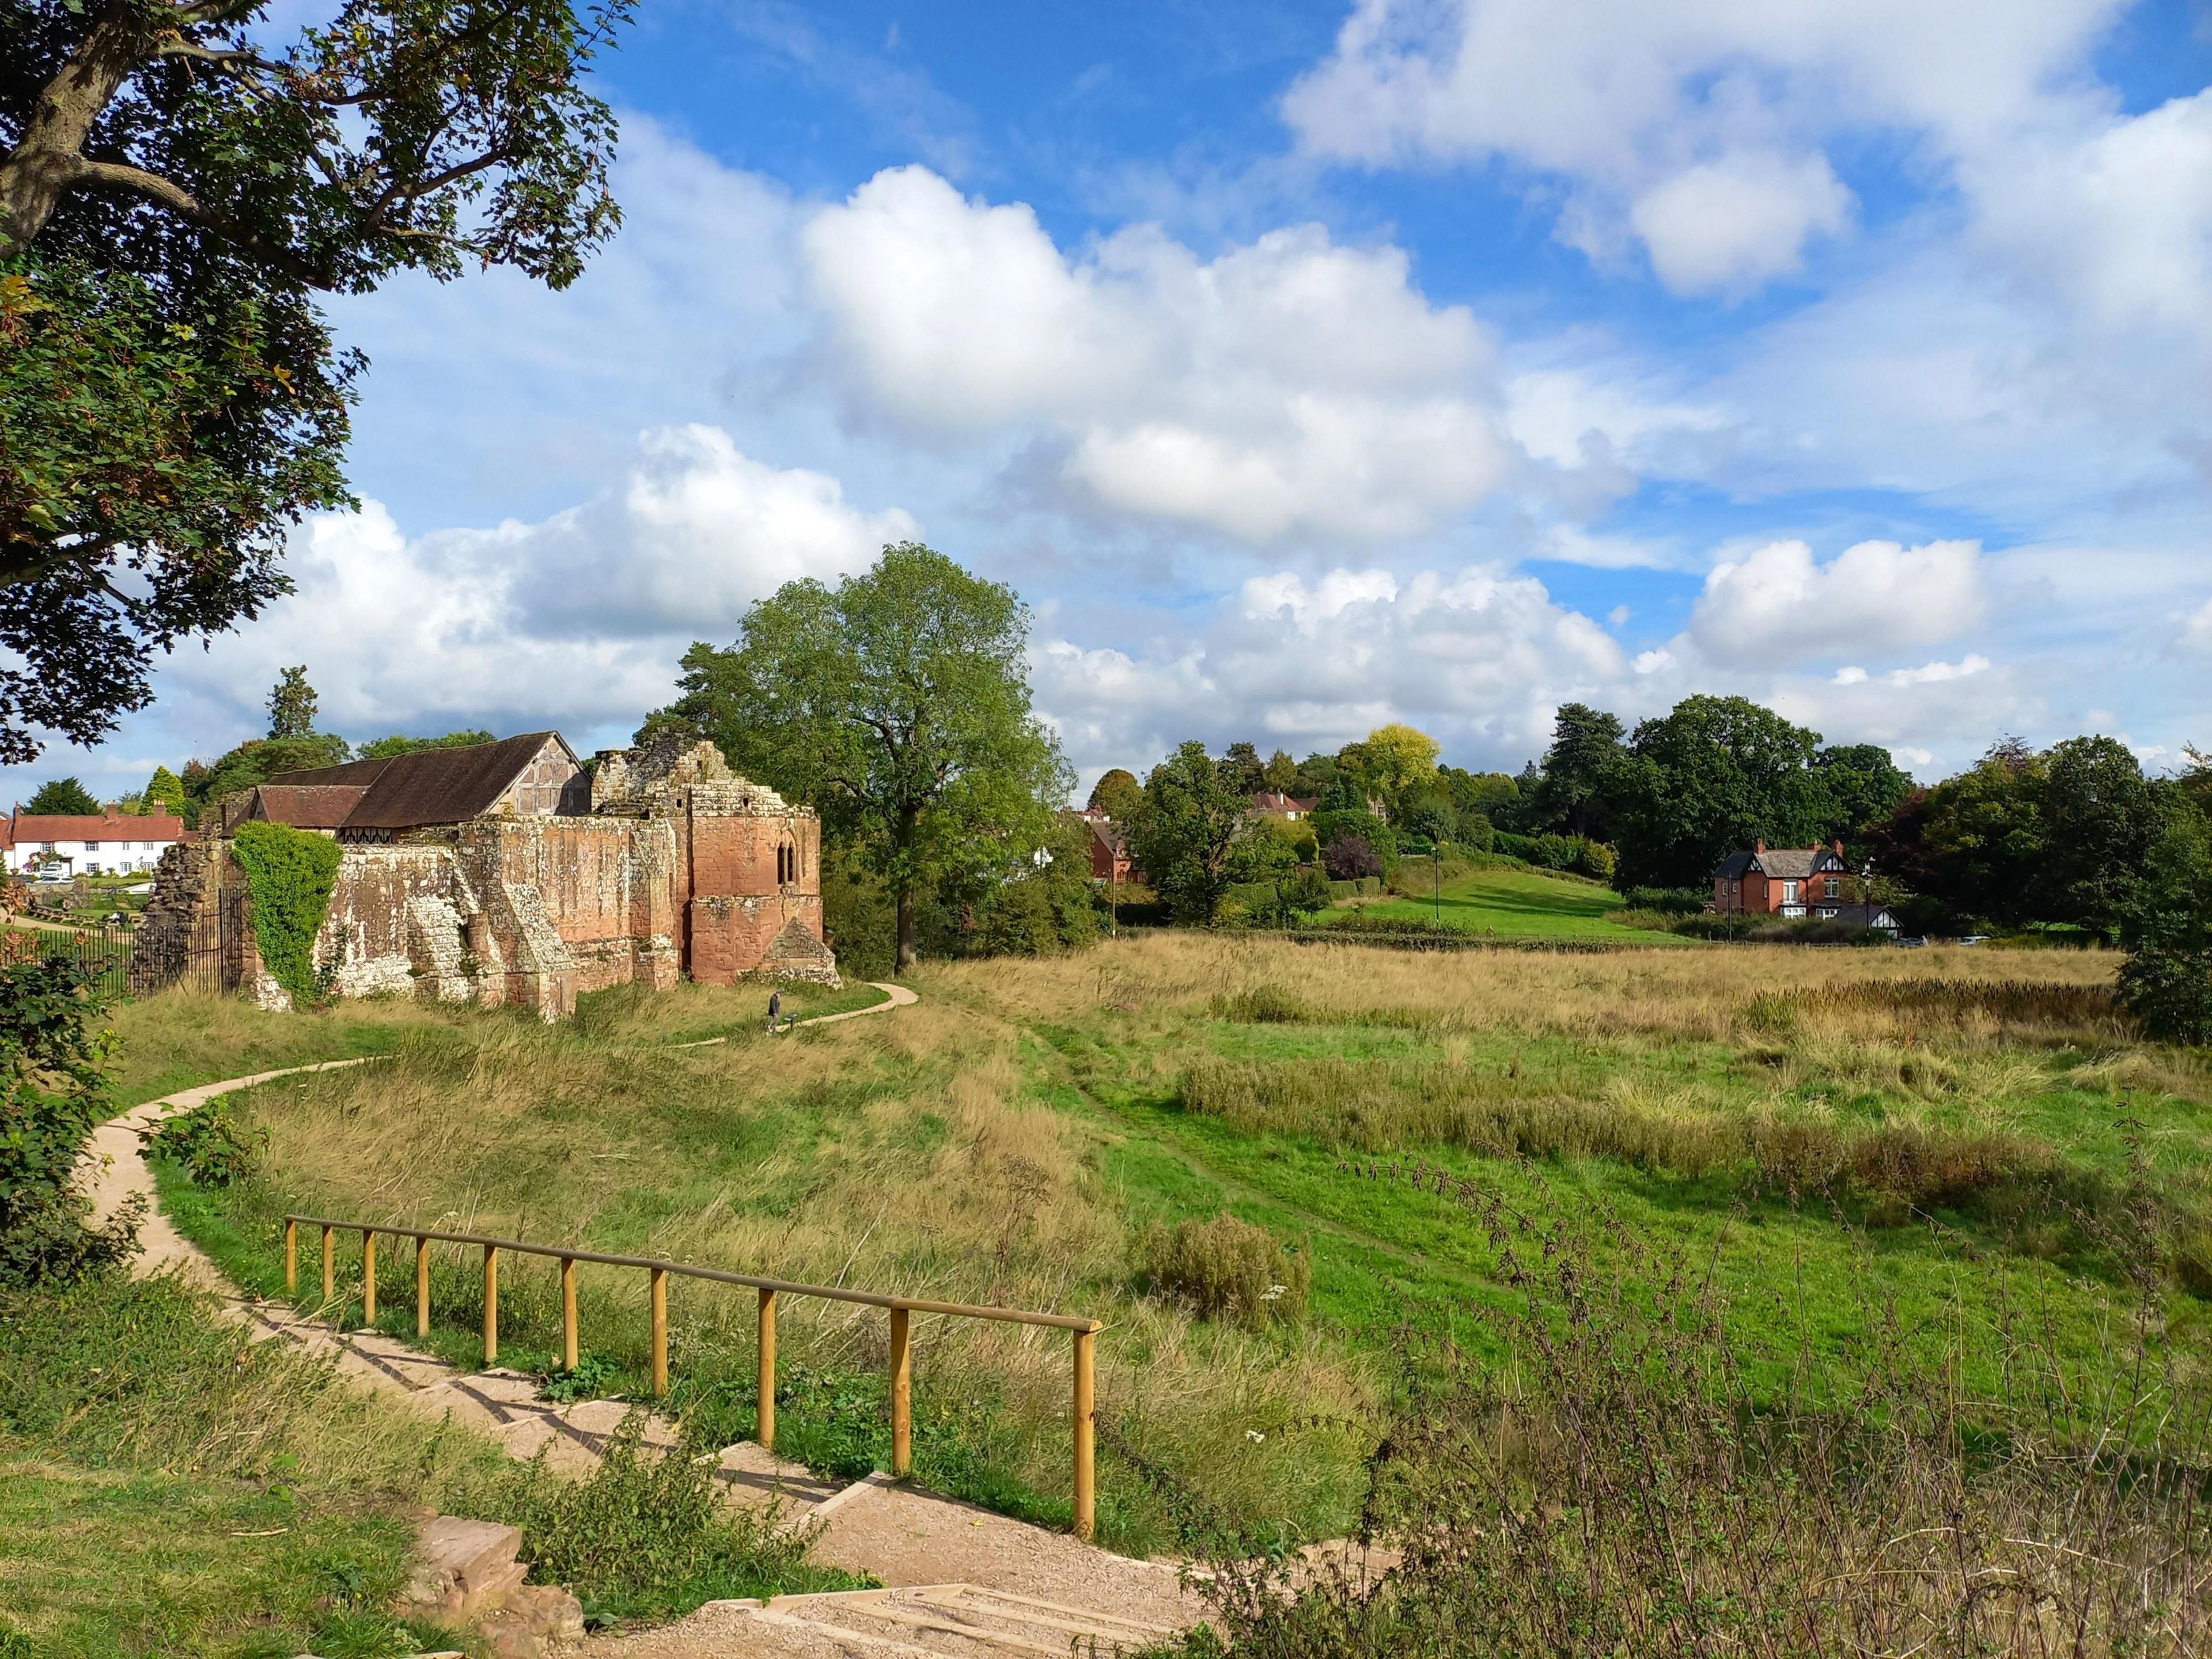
[229,821,343,1006]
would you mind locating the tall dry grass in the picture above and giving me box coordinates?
[202,993,1373,1548]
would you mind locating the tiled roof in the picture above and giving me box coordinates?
[245,785,373,830]
[8,809,185,842]
[1251,791,1319,812]
[1713,844,1849,880]
[264,733,571,831]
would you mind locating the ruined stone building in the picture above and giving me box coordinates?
[133,733,836,1017]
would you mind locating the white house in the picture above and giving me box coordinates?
[2,805,186,877]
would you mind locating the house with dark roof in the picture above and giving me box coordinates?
[1710,842,1898,929]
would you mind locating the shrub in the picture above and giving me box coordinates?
[492,1411,850,1620]
[1323,834,1382,882]
[0,955,138,1287]
[1175,1187,2212,1658]
[140,1095,267,1187]
[1138,1213,1309,1328]
[229,820,343,1007]
[1624,885,1708,915]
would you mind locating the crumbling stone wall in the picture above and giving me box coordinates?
[139,736,835,1020]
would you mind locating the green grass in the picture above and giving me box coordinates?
[118,935,2206,1560]
[1329,864,1683,941]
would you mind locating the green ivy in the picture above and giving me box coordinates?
[229,822,343,1008]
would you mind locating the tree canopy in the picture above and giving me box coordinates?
[1528,702,1623,840]
[661,543,1070,973]
[264,665,316,739]
[1606,695,1828,890]
[1126,740,1257,925]
[1087,767,1142,820]
[355,728,494,760]
[26,776,99,814]
[1,0,631,760]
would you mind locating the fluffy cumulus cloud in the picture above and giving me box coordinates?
[1283,0,2171,302]
[801,165,1516,540]
[1628,151,1854,294]
[160,427,912,740]
[1030,563,1626,771]
[1688,539,1987,669]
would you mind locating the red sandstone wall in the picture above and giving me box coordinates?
[683,813,825,983]
[474,817,679,996]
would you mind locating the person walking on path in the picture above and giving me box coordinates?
[767,988,782,1033]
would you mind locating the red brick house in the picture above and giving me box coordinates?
[1712,839,1855,917]
[1248,791,1319,821]
[1075,808,1135,882]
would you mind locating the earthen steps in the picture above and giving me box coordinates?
[702,1584,1182,1658]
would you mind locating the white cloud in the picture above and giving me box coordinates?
[2184,597,2212,652]
[1032,562,1624,770]
[1283,0,2131,296]
[162,428,911,737]
[801,165,1516,540]
[1629,151,1853,294]
[1689,538,1987,669]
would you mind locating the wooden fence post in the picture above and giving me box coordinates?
[361,1230,376,1327]
[284,1219,297,1295]
[321,1224,334,1308]
[1073,1328,1095,1540]
[756,1289,777,1452]
[560,1256,578,1372]
[890,1306,912,1478]
[415,1236,430,1339]
[482,1244,499,1365]
[650,1267,668,1396]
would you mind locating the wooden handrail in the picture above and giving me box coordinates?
[283,1211,1100,1537]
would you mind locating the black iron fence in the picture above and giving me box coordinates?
[2,922,134,1000]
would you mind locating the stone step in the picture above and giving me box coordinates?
[725,1583,1182,1659]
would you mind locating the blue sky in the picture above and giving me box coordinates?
[16,0,2212,808]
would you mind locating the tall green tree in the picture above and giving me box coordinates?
[1261,748,1300,793]
[1605,695,1827,890]
[1,0,630,762]
[1126,740,1255,925]
[1086,767,1142,820]
[1359,723,1441,806]
[25,776,99,814]
[1813,743,1914,846]
[264,665,316,739]
[2042,736,2174,938]
[142,763,184,816]
[1528,702,1623,839]
[664,543,1070,974]
[2116,808,2212,1044]
[1218,740,1266,797]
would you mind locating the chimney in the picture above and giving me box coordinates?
[1833,838,1844,857]
[1753,836,1766,854]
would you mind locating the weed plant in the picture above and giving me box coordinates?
[1138,1213,1310,1328]
[487,1411,860,1623]
[1176,1173,2212,1658]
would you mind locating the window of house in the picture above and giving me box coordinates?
[1782,880,1800,903]
[1824,876,1839,897]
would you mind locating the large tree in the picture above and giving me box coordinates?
[1605,695,1827,890]
[1126,740,1256,925]
[1086,767,1142,820]
[664,543,1070,975]
[1813,743,1914,846]
[1528,702,1623,839]
[1,0,630,762]
[26,776,99,813]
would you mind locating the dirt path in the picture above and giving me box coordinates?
[90,979,1209,1653]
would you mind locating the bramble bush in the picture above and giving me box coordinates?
[140,1094,267,1187]
[0,954,138,1287]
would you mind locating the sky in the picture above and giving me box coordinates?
[16,0,2212,808]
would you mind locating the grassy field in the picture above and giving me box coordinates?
[119,934,2212,1569]
[1330,862,1676,941]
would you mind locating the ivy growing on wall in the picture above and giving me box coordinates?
[229,822,343,1007]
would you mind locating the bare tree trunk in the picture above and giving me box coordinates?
[0,3,153,259]
[894,882,916,976]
